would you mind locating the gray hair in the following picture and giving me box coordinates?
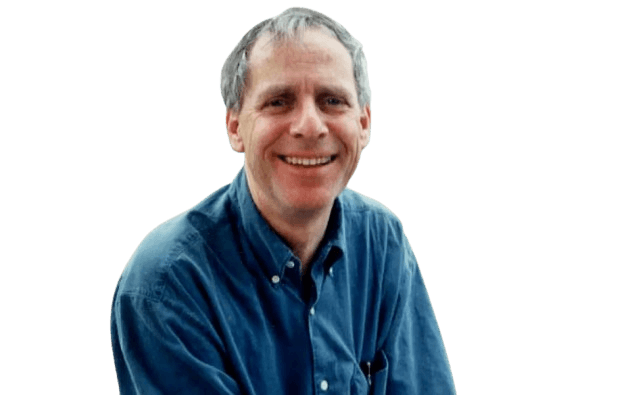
[220,7,371,112]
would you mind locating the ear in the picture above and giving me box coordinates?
[359,105,371,149]
[226,109,245,153]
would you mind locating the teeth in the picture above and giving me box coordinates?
[282,156,333,166]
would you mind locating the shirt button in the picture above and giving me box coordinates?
[320,380,329,391]
[310,307,315,316]
[286,261,295,269]
[271,275,280,284]
[329,267,334,276]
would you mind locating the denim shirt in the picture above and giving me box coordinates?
[111,168,456,394]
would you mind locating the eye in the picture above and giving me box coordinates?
[268,98,287,107]
[324,97,343,106]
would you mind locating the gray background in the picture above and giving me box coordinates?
[1,1,630,393]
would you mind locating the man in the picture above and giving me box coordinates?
[111,7,456,394]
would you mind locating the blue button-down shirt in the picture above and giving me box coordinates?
[111,168,455,394]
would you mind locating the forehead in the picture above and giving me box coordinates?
[246,28,354,90]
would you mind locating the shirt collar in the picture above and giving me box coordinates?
[229,167,346,280]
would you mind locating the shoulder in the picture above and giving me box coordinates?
[115,184,234,301]
[338,189,417,278]
[338,188,405,237]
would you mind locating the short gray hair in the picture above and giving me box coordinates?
[221,7,371,112]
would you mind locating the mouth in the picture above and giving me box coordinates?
[279,155,336,167]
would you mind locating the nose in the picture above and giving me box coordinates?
[289,100,328,138]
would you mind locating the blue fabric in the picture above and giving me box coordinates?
[111,168,456,394]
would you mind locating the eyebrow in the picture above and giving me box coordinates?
[255,85,295,104]
[316,86,353,101]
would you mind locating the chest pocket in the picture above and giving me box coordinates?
[351,349,389,395]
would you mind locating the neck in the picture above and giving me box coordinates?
[247,180,332,270]
[268,206,332,271]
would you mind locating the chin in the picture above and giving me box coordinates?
[282,189,336,213]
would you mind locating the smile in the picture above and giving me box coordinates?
[279,155,335,167]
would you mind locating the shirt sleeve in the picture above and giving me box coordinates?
[381,234,457,394]
[111,284,241,395]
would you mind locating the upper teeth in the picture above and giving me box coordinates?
[283,156,333,166]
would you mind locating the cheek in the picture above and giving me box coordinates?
[336,121,364,152]
[256,120,289,155]
[242,120,265,152]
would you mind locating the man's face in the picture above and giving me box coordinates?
[227,28,371,217]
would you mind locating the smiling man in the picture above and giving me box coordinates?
[111,7,455,395]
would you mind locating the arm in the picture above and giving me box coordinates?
[111,286,241,395]
[381,236,456,394]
